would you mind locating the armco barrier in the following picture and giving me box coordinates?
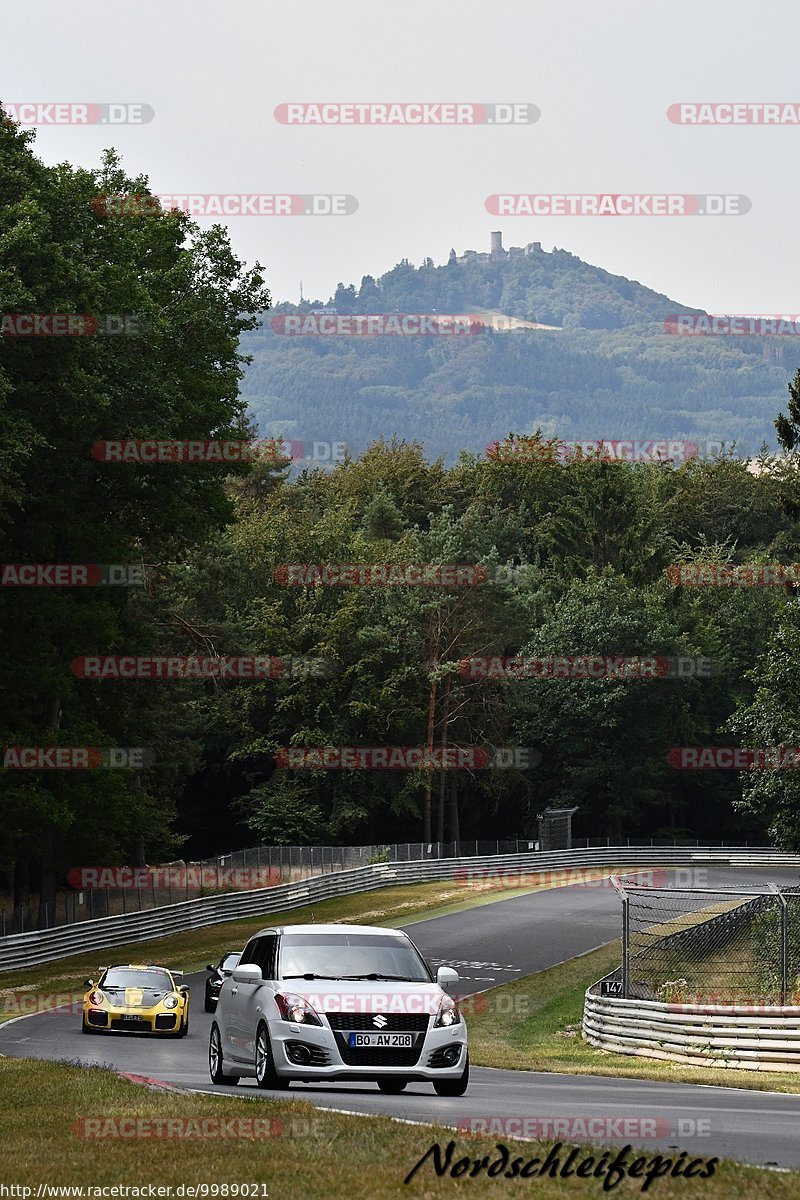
[1,846,798,972]
[583,988,800,1071]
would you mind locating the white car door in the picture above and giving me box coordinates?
[232,933,278,1064]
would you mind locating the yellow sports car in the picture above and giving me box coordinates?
[81,964,190,1037]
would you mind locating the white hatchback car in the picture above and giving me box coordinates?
[208,923,468,1094]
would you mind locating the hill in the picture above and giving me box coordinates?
[240,235,795,463]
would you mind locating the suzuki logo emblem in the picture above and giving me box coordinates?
[372,1014,388,1028]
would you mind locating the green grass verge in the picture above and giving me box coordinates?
[1,1057,796,1197]
[466,942,800,1094]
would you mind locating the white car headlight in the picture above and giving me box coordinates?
[434,995,461,1027]
[163,994,179,1009]
[274,992,322,1026]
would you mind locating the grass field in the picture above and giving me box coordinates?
[3,873,800,1194]
[1,1057,797,1199]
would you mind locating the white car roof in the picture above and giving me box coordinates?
[252,923,407,937]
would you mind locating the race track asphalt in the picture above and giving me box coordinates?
[3,867,800,1169]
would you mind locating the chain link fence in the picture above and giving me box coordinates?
[1,838,536,934]
[0,834,770,936]
[612,883,800,1005]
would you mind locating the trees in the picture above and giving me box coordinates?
[0,119,269,916]
[727,611,800,850]
[507,569,692,839]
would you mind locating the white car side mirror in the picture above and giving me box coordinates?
[231,964,263,985]
[436,966,459,991]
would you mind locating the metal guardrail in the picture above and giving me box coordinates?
[582,989,800,1071]
[2,845,798,973]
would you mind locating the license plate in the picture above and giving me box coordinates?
[120,1014,145,1023]
[347,1032,413,1048]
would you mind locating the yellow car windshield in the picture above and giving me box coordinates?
[101,969,172,990]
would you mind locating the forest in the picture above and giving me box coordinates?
[4,115,800,921]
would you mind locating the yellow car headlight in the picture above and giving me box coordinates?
[163,994,179,1009]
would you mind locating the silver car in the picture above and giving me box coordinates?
[208,923,468,1095]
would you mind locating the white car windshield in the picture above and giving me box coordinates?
[279,933,432,981]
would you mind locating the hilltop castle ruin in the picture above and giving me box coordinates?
[449,230,543,265]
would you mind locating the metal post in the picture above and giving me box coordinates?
[775,891,789,1005]
[621,893,630,999]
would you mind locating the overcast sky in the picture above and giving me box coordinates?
[4,1,800,313]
